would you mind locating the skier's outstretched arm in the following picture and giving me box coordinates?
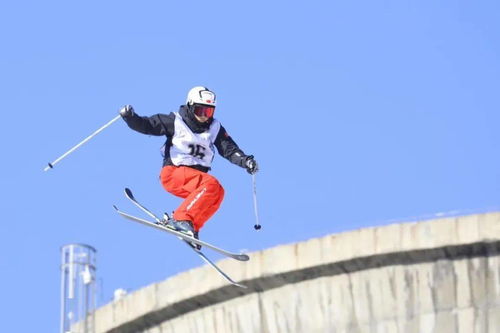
[119,105,174,136]
[215,126,258,174]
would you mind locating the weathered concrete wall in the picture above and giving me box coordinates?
[87,212,500,333]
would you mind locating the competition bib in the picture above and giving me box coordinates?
[169,112,220,168]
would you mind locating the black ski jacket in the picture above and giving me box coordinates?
[122,105,249,172]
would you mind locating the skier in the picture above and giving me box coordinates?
[119,86,258,246]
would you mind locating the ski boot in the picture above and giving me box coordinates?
[163,215,201,250]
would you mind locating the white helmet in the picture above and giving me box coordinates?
[186,86,216,107]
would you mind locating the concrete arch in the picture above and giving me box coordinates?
[89,212,500,333]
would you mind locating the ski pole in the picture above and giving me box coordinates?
[252,173,261,230]
[44,114,122,171]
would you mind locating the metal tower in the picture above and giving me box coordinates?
[60,244,97,333]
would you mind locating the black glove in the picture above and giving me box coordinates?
[245,155,259,174]
[119,105,134,118]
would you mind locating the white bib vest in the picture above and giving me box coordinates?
[169,112,221,168]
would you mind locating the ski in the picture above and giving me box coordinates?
[119,188,249,261]
[113,206,250,262]
[181,241,247,289]
[114,188,248,288]
[123,187,164,224]
[114,205,247,288]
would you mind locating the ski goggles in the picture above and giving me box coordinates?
[193,104,215,118]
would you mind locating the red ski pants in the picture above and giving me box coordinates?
[160,166,225,231]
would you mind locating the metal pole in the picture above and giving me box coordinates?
[60,250,67,333]
[44,114,121,171]
[252,174,261,230]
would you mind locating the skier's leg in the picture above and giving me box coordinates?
[160,165,196,199]
[174,172,224,230]
[195,181,224,229]
[159,165,199,242]
[159,166,225,231]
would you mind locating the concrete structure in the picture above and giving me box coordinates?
[84,212,500,332]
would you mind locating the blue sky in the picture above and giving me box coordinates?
[1,0,499,331]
